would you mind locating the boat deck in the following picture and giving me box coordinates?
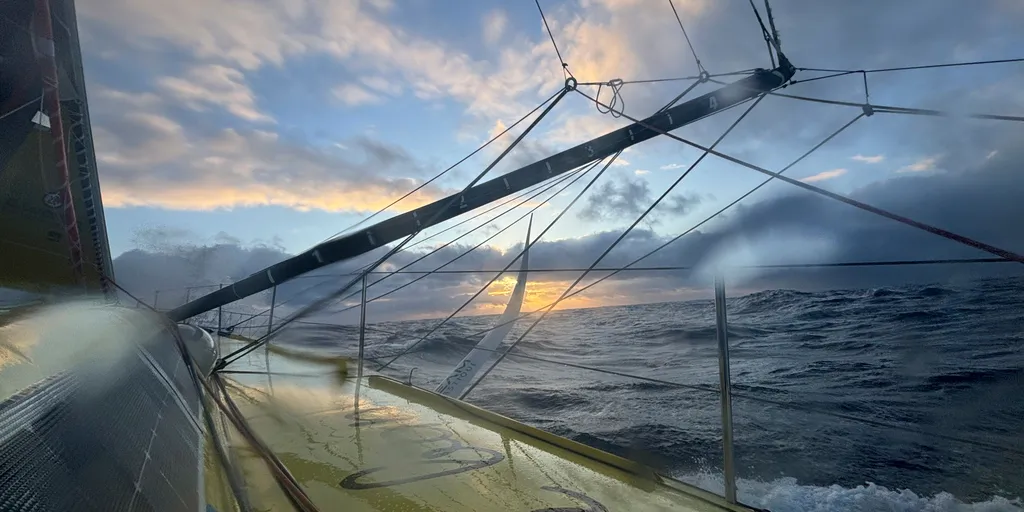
[216,342,756,512]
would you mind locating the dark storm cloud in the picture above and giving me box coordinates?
[578,176,650,221]
[578,175,704,223]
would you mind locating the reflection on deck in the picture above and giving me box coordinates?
[218,340,757,512]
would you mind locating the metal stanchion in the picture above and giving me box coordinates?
[714,274,738,503]
[216,284,224,360]
[356,275,368,392]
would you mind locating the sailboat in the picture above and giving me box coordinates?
[3,0,1023,510]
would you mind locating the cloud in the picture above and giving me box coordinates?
[77,0,312,70]
[332,83,384,106]
[578,176,652,222]
[113,141,1024,322]
[852,154,884,164]
[634,169,649,175]
[897,156,940,173]
[360,76,402,96]
[660,163,686,170]
[800,168,847,183]
[90,87,442,212]
[483,9,508,45]
[157,65,273,123]
[577,175,703,222]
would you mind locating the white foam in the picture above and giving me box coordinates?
[679,472,1022,512]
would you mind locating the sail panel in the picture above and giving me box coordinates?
[435,222,532,397]
[0,0,114,297]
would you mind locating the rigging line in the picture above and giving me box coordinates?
[535,0,571,79]
[334,161,601,313]
[595,79,626,118]
[375,152,621,372]
[785,93,1024,122]
[708,75,1019,122]
[0,95,44,122]
[746,0,777,67]
[213,171,562,331]
[459,94,768,400]
[762,0,782,50]
[658,80,703,113]
[667,0,705,73]
[799,57,1024,75]
[464,347,1024,457]
[790,70,857,85]
[217,88,573,370]
[576,69,759,88]
[286,164,590,319]
[304,164,590,317]
[290,320,403,337]
[345,257,1014,275]
[209,375,320,512]
[706,77,1024,123]
[317,89,563,243]
[455,114,864,342]
[214,173,578,328]
[579,88,1024,264]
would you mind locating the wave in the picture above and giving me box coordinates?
[732,289,814,314]
[678,473,1022,512]
[923,367,1024,389]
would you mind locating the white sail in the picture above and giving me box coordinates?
[435,219,531,397]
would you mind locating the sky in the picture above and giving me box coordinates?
[68,0,1024,321]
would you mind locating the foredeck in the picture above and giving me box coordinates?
[216,342,757,512]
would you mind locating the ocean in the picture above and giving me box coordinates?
[277,277,1024,511]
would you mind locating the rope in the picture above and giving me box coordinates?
[762,0,781,50]
[212,174,579,330]
[746,0,777,67]
[303,164,590,319]
[535,0,572,79]
[460,95,767,400]
[594,79,626,118]
[790,70,857,85]
[668,0,705,74]
[333,161,600,314]
[799,57,1024,75]
[375,152,622,372]
[433,113,865,343]
[658,80,703,113]
[576,69,758,87]
[578,88,1024,265]
[209,374,320,512]
[704,74,1024,123]
[0,95,44,122]
[332,258,1015,275]
[317,89,563,244]
[217,88,573,370]
[773,90,1024,123]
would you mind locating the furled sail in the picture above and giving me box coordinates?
[435,218,531,397]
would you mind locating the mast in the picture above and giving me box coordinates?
[170,63,795,322]
[31,0,84,286]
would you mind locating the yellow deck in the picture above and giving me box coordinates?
[215,341,755,512]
